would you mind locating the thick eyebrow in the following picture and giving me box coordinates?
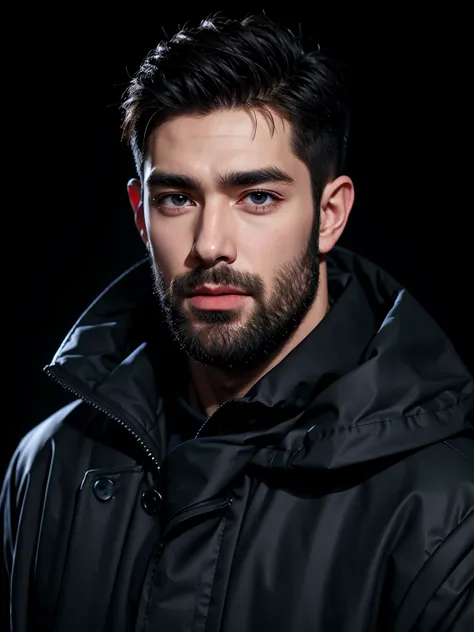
[146,171,201,191]
[218,167,295,188]
[145,166,295,192]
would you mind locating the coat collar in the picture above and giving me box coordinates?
[45,248,474,490]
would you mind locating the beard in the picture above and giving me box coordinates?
[149,223,320,370]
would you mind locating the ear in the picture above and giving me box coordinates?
[318,175,355,255]
[127,178,148,245]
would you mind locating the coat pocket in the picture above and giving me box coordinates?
[52,465,145,632]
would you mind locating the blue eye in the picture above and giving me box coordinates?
[240,190,281,213]
[159,194,190,207]
[152,193,195,215]
[246,191,274,205]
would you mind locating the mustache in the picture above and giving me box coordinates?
[170,265,264,298]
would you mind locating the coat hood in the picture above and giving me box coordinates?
[45,247,474,475]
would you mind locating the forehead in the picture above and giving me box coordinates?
[144,108,302,177]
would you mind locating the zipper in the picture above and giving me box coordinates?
[45,367,161,475]
[195,396,252,439]
[195,399,230,438]
[195,398,246,438]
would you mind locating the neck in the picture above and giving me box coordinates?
[188,263,330,418]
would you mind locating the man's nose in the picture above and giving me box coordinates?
[191,201,237,266]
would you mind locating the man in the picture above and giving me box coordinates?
[1,13,473,632]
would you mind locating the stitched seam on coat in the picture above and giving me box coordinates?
[193,509,229,632]
[354,394,473,427]
[282,398,473,460]
[214,478,260,629]
[442,441,474,465]
[52,473,90,625]
[33,439,55,580]
[142,542,163,627]
[103,471,144,630]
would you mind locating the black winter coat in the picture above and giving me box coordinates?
[2,248,474,631]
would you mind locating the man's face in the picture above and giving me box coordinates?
[141,108,319,369]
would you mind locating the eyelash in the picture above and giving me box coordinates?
[152,189,282,215]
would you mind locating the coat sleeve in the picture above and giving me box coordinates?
[393,510,474,632]
[1,436,32,632]
[0,400,82,632]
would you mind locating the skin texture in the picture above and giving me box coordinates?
[128,108,354,416]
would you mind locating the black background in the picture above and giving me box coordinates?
[2,4,472,478]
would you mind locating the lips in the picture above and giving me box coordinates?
[189,286,248,297]
[187,286,249,310]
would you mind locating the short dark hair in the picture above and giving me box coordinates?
[121,13,350,205]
